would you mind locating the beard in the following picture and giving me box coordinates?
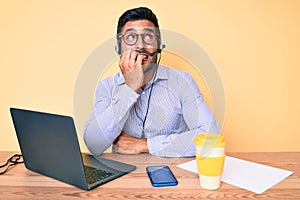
[140,50,158,74]
[142,60,158,75]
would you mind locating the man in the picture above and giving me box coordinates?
[84,7,219,157]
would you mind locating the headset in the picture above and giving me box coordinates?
[115,31,165,55]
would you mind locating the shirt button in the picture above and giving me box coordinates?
[142,91,145,95]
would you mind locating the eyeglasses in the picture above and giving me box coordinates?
[118,30,158,46]
[0,154,24,175]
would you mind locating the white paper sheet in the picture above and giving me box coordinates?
[177,156,293,194]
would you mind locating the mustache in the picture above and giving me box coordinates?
[135,49,158,58]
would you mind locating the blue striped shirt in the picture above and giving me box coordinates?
[84,65,219,157]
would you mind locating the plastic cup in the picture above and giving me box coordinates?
[194,133,226,190]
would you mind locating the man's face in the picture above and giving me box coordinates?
[119,20,159,69]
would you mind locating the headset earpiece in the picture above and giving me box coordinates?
[157,34,166,53]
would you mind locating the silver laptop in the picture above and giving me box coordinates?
[10,107,136,190]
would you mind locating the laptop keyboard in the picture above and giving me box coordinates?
[84,165,115,184]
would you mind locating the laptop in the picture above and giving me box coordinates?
[10,107,136,190]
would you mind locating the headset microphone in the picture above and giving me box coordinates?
[156,44,166,53]
[149,44,166,56]
[135,44,166,58]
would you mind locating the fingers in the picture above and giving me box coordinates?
[119,50,136,72]
[112,144,134,155]
[135,53,144,66]
[119,50,144,72]
[119,50,145,91]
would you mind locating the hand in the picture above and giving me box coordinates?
[119,50,145,92]
[113,132,149,154]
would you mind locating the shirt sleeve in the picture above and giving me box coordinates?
[84,78,139,156]
[147,72,220,157]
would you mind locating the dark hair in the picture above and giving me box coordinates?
[116,7,161,54]
[117,7,160,35]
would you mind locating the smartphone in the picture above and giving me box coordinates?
[146,165,178,187]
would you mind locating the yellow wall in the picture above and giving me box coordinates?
[1,0,300,152]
